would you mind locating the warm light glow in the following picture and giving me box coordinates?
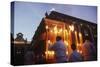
[68,30,72,46]
[79,32,83,45]
[46,25,48,29]
[45,21,84,59]
[50,30,53,33]
[54,30,58,34]
[69,25,74,31]
[79,32,82,37]
[80,51,82,54]
[45,51,48,55]
[77,43,80,46]
[66,51,68,55]
[59,28,62,33]
[64,41,68,46]
[45,51,55,55]
[75,31,77,34]
[48,40,51,44]
[75,31,78,46]
[65,29,68,34]
[51,51,55,55]
[54,25,58,34]
[48,51,50,54]
[71,25,74,31]
[77,50,80,53]
[14,41,25,44]
[45,51,55,59]
[54,25,57,31]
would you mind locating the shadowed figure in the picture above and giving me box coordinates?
[69,43,83,62]
[82,39,96,61]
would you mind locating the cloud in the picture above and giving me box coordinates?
[50,8,55,11]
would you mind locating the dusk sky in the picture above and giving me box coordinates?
[14,1,97,41]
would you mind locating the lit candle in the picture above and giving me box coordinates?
[78,32,83,52]
[75,31,78,46]
[69,25,74,32]
[79,32,83,45]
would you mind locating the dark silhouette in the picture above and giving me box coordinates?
[33,40,46,64]
[15,33,25,41]
[82,37,96,61]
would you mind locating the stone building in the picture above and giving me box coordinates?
[31,11,97,63]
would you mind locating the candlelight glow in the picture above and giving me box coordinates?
[77,43,80,46]
[46,25,48,29]
[79,32,83,45]
[45,51,48,55]
[54,25,58,34]
[79,32,82,37]
[77,50,80,53]
[75,31,78,46]
[54,25,57,31]
[48,40,51,44]
[54,30,58,34]
[59,28,62,33]
[69,25,74,31]
[50,30,53,33]
[66,51,68,55]
[45,22,84,60]
[64,41,68,46]
[80,51,82,54]
[45,51,55,59]
[65,29,68,35]
[51,51,55,55]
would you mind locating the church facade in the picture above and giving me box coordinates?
[31,11,97,62]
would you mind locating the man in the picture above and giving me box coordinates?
[69,43,83,62]
[49,36,67,63]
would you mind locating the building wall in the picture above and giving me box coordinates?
[31,13,97,61]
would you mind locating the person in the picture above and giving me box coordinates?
[82,39,96,61]
[69,43,83,62]
[49,36,67,63]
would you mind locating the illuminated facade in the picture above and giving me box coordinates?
[31,11,97,62]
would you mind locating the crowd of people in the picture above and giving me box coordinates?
[49,36,96,63]
[24,36,97,64]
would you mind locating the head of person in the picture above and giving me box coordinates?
[56,36,62,41]
[71,43,76,51]
[84,36,91,42]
